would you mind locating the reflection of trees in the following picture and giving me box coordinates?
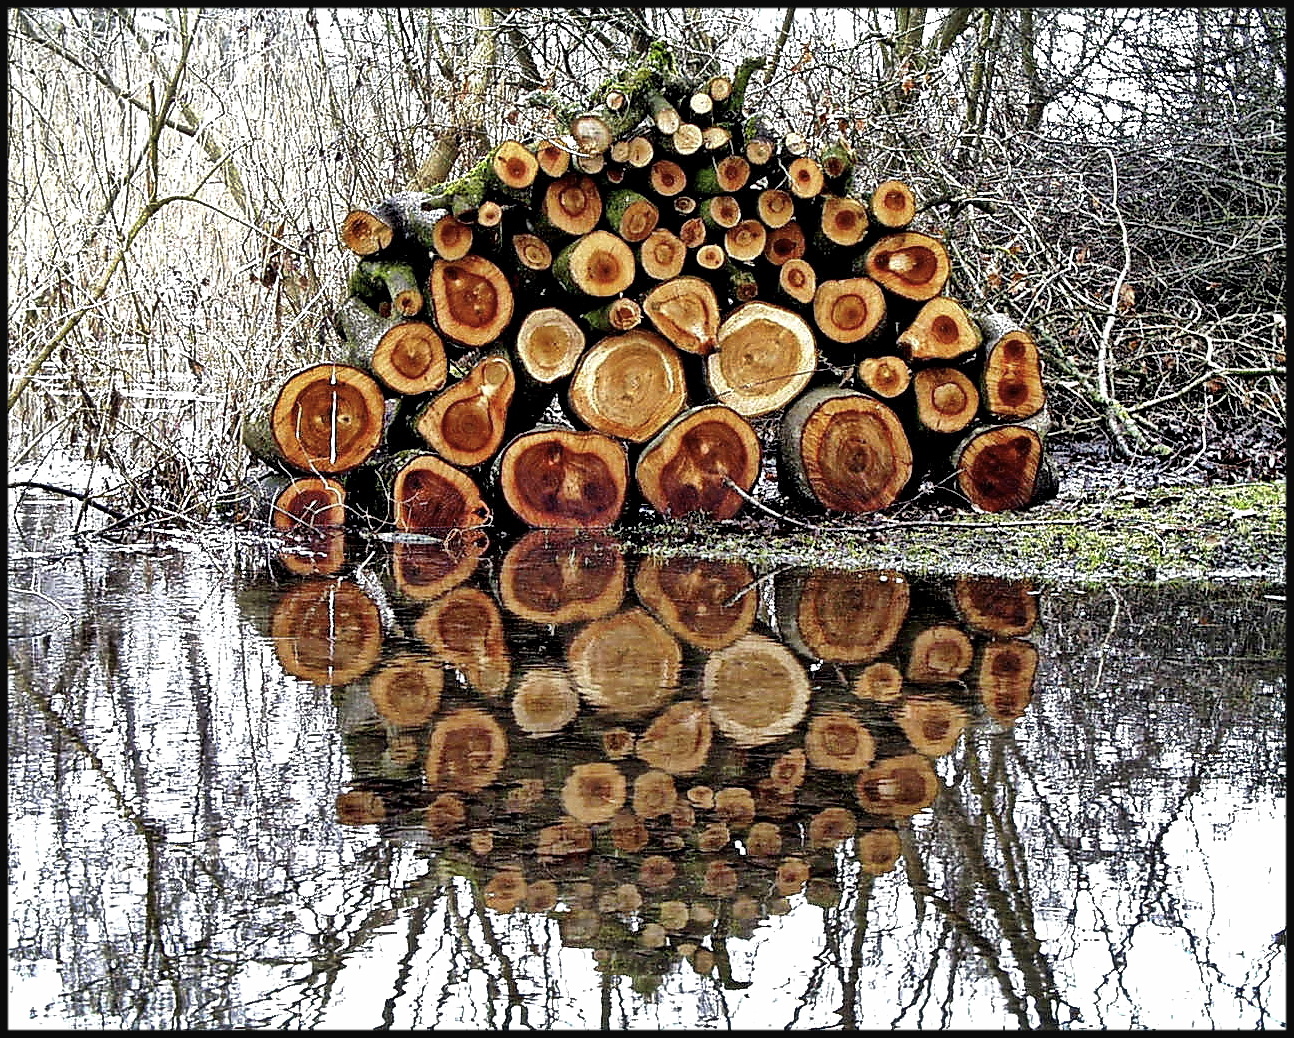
[7,526,1285,1029]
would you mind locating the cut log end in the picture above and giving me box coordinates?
[265,363,386,474]
[856,355,911,399]
[870,179,916,229]
[414,353,515,467]
[554,230,636,297]
[372,321,448,395]
[864,232,950,301]
[707,302,817,417]
[953,425,1049,512]
[392,453,491,531]
[340,210,394,256]
[515,307,586,383]
[636,404,762,520]
[813,277,887,346]
[270,476,347,532]
[430,255,515,347]
[914,367,979,434]
[498,428,629,528]
[568,329,687,442]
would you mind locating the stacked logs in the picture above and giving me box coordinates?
[242,46,1053,534]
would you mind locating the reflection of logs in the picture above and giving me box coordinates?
[369,653,443,728]
[778,568,909,663]
[972,639,1039,725]
[391,532,490,601]
[415,586,511,695]
[805,711,876,772]
[895,695,970,757]
[498,530,626,624]
[425,707,508,792]
[568,608,682,717]
[702,633,810,746]
[952,574,1039,637]
[270,579,382,686]
[903,623,974,684]
[633,555,757,650]
[636,700,712,775]
[855,753,939,818]
[511,667,580,737]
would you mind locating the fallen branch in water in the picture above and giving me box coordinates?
[9,481,128,521]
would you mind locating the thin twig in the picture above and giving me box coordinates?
[8,480,128,521]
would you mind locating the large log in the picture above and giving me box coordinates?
[567,329,688,442]
[552,230,637,297]
[950,419,1056,512]
[706,301,817,417]
[634,404,762,520]
[428,254,515,347]
[496,426,630,528]
[978,313,1047,420]
[411,351,516,468]
[861,232,951,302]
[779,386,914,513]
[642,276,721,355]
[895,296,982,363]
[242,363,388,475]
[256,473,347,532]
[372,450,492,531]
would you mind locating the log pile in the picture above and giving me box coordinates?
[242,45,1053,533]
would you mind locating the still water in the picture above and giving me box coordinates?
[7,499,1286,1030]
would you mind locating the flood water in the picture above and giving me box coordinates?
[7,497,1286,1030]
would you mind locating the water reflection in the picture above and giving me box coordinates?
[7,507,1286,1029]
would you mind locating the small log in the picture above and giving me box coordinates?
[813,276,887,347]
[694,155,751,195]
[854,753,939,818]
[348,258,423,317]
[972,639,1039,725]
[756,188,795,229]
[534,137,573,178]
[642,275,721,355]
[776,567,910,663]
[428,255,515,348]
[562,761,628,823]
[510,233,553,274]
[816,195,869,250]
[552,230,636,297]
[474,199,505,228]
[626,135,655,168]
[950,420,1056,512]
[701,125,732,151]
[496,426,629,528]
[787,156,825,199]
[856,355,911,400]
[424,707,508,792]
[604,188,660,242]
[647,159,687,197]
[763,221,807,266]
[700,194,742,231]
[242,363,387,475]
[668,122,704,156]
[337,297,448,396]
[913,366,980,434]
[582,296,643,335]
[430,214,474,260]
[868,179,916,231]
[818,140,855,186]
[723,219,767,263]
[687,90,713,117]
[952,574,1039,637]
[513,307,586,385]
[412,351,515,468]
[706,301,817,417]
[497,529,626,623]
[895,296,982,362]
[537,173,603,236]
[638,227,687,280]
[777,258,817,306]
[567,329,688,442]
[415,585,511,695]
[647,91,682,134]
[490,139,539,196]
[632,555,757,651]
[862,232,951,302]
[677,216,708,248]
[693,243,726,272]
[702,633,811,747]
[744,132,777,167]
[779,386,913,512]
[568,607,682,718]
[636,700,712,776]
[270,579,382,687]
[635,404,762,520]
[978,313,1047,420]
[673,193,698,215]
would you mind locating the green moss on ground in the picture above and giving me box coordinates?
[618,480,1286,589]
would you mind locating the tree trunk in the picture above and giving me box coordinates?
[634,404,762,520]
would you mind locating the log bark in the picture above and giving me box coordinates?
[567,329,688,442]
[348,258,423,317]
[862,232,951,302]
[496,426,630,528]
[604,188,660,242]
[779,386,913,512]
[706,301,817,417]
[412,350,516,467]
[428,254,515,348]
[581,296,642,333]
[978,312,1047,420]
[634,404,762,520]
[895,296,982,362]
[242,362,388,475]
